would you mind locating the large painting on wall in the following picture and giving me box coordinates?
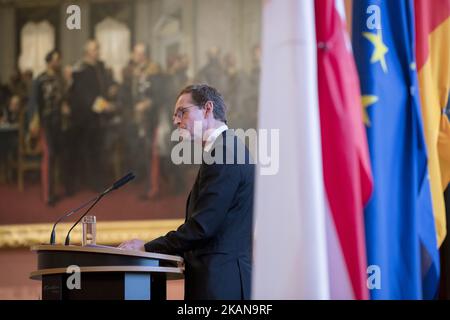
[0,0,261,248]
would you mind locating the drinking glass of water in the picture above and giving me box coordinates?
[82,215,96,246]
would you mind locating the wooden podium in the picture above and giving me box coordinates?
[30,245,184,300]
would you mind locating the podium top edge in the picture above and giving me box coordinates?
[30,244,184,263]
[30,265,184,281]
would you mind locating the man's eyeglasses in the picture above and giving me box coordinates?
[173,105,198,121]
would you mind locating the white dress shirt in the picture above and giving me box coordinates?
[203,124,229,153]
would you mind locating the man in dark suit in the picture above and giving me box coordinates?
[119,84,255,300]
[68,39,115,191]
[28,50,70,205]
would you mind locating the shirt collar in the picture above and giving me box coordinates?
[203,124,229,153]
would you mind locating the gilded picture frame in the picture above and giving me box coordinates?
[0,219,183,248]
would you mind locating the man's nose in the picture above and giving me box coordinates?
[173,117,181,126]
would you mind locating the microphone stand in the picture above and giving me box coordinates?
[64,191,107,246]
[49,195,98,245]
[63,172,135,245]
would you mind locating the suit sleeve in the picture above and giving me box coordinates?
[145,161,240,255]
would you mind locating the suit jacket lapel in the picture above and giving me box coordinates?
[185,130,232,221]
[186,167,201,221]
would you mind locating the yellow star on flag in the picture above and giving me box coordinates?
[362,30,389,73]
[362,95,379,126]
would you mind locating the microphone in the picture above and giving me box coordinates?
[64,172,135,245]
[103,172,135,194]
[47,172,135,245]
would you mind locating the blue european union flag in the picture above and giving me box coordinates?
[352,0,440,299]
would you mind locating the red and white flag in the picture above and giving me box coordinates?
[252,0,373,299]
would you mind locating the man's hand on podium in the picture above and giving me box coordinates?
[117,239,145,252]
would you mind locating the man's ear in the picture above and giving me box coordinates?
[204,101,214,118]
